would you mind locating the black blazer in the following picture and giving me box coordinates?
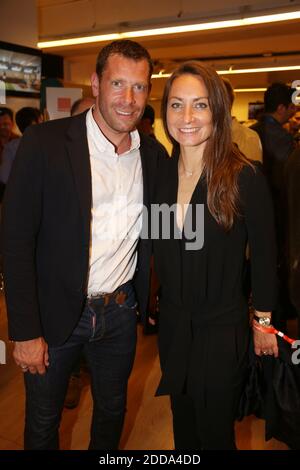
[1,112,163,345]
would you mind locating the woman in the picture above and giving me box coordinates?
[153,62,278,450]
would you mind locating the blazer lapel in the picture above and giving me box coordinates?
[66,112,92,245]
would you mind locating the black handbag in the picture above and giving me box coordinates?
[238,332,300,449]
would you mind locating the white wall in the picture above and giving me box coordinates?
[233,91,264,122]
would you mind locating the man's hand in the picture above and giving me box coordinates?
[13,337,49,375]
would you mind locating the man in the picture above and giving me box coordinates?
[0,107,19,201]
[70,96,95,117]
[251,82,296,329]
[251,82,296,196]
[0,107,43,187]
[222,78,263,162]
[137,103,156,138]
[0,107,19,161]
[1,39,164,450]
[285,108,300,144]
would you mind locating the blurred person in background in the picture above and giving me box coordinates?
[70,97,95,117]
[284,108,300,145]
[251,82,297,329]
[251,82,296,201]
[0,107,43,190]
[0,107,19,201]
[0,107,18,161]
[222,78,263,162]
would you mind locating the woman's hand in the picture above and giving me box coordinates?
[253,325,278,357]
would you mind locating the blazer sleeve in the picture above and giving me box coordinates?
[1,125,43,341]
[241,165,278,312]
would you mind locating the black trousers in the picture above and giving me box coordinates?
[162,320,249,450]
[171,391,238,450]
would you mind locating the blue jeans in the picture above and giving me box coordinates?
[24,281,137,450]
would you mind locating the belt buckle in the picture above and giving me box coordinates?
[88,291,107,300]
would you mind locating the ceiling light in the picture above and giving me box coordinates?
[38,10,300,49]
[218,65,300,74]
[234,88,267,92]
[152,73,171,78]
[151,65,300,79]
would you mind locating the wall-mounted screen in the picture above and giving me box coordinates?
[0,41,42,98]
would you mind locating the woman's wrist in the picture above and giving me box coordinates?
[253,310,272,327]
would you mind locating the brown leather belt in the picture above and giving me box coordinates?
[87,288,127,306]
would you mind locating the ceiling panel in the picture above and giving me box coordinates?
[37,0,297,37]
[36,0,300,95]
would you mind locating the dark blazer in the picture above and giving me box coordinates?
[1,112,163,345]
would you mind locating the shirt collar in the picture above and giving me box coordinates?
[86,106,140,155]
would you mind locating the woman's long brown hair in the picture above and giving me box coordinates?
[161,61,253,231]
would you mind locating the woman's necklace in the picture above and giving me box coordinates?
[183,167,194,177]
[180,160,202,178]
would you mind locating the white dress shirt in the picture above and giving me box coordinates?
[86,107,143,295]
